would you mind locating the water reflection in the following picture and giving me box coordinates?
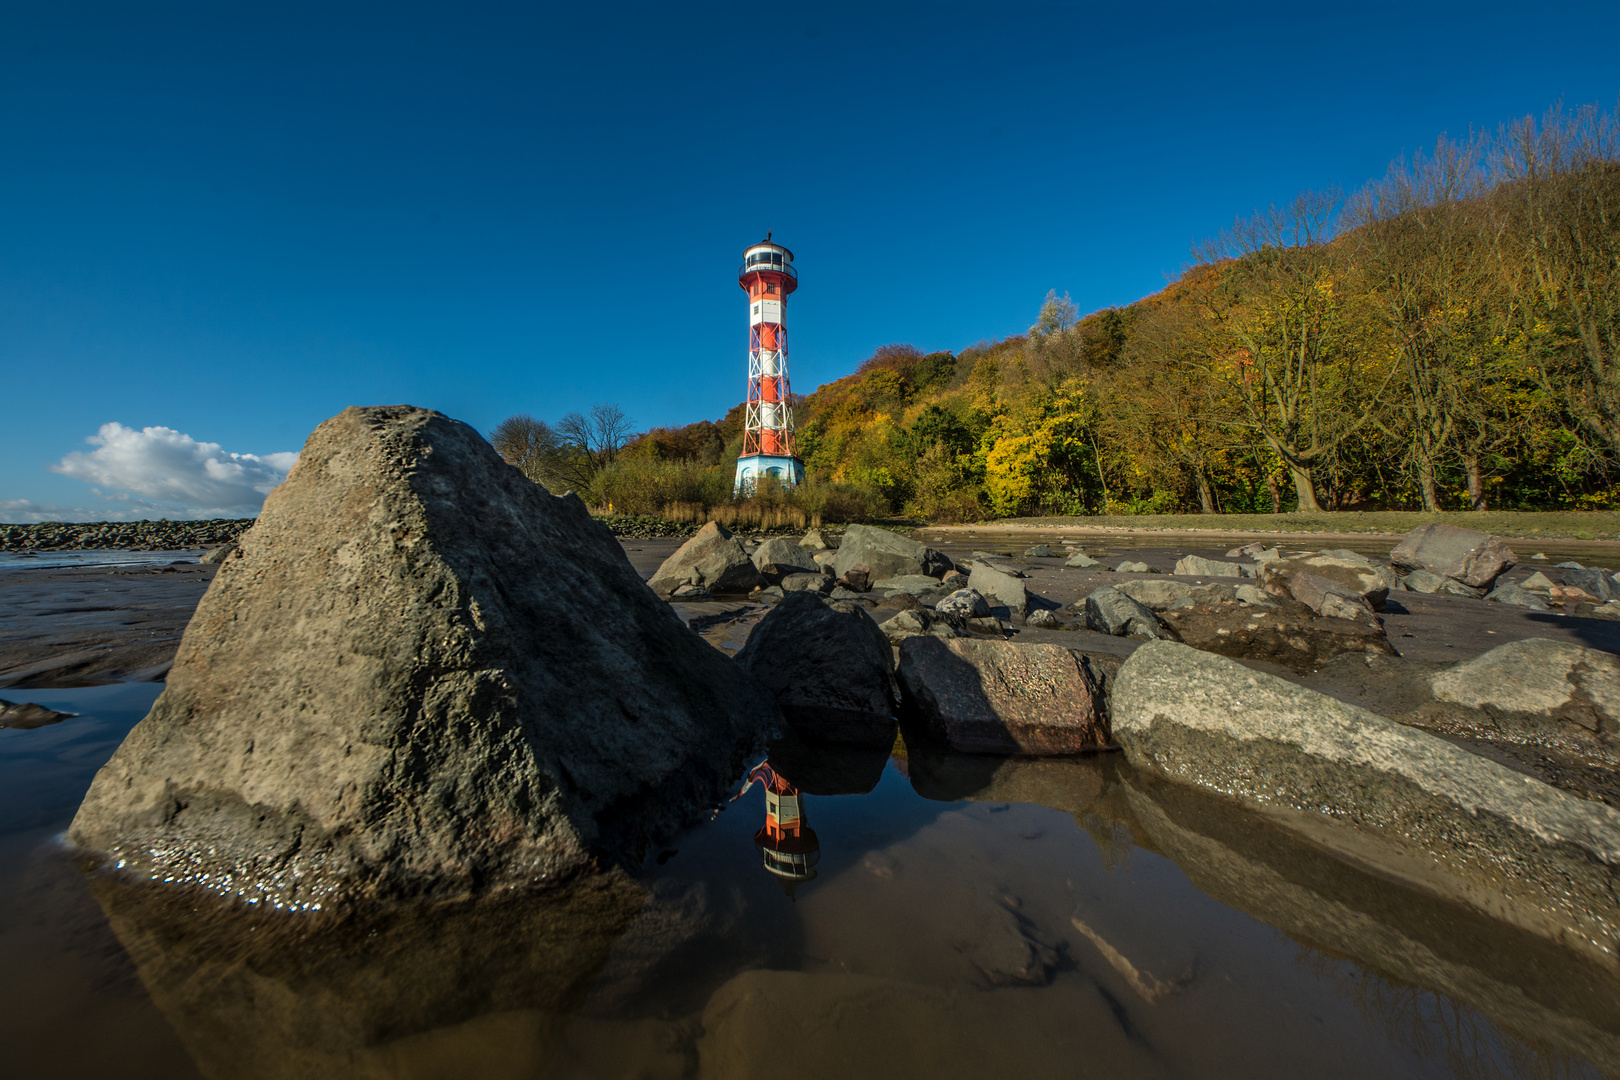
[736,762,820,892]
[85,870,647,1080]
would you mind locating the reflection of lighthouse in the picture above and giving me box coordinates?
[742,762,820,894]
[734,234,805,493]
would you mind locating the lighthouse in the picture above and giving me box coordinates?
[734,235,806,493]
[741,762,820,894]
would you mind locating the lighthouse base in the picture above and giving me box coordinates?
[734,455,805,494]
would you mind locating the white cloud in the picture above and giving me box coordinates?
[25,423,300,521]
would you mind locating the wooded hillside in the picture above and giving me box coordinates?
[503,101,1620,524]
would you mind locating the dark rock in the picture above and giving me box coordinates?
[779,573,832,594]
[830,525,952,584]
[1023,545,1058,558]
[1157,600,1394,673]
[735,592,897,748]
[938,570,969,590]
[878,607,964,645]
[1081,587,1165,639]
[646,521,765,595]
[1487,582,1550,610]
[0,698,76,729]
[1112,640,1620,966]
[670,584,715,601]
[1562,568,1617,602]
[897,637,1115,754]
[1390,524,1516,588]
[68,406,777,910]
[837,568,871,593]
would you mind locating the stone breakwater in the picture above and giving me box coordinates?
[1,519,254,552]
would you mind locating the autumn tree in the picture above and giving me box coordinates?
[1189,190,1391,511]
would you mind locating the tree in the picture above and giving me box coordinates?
[491,403,632,494]
[1189,190,1391,512]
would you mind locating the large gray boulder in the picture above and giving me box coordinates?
[1561,568,1617,602]
[646,521,765,595]
[1425,638,1620,765]
[1081,586,1164,639]
[1260,550,1389,610]
[1111,640,1620,965]
[1114,579,1235,612]
[830,524,952,584]
[1283,571,1378,624]
[898,637,1115,754]
[1390,524,1516,588]
[967,561,1029,618]
[1158,600,1393,673]
[750,537,819,580]
[69,406,777,910]
[735,592,898,748]
[1171,555,1247,578]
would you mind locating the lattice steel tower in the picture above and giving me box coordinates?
[734,234,805,493]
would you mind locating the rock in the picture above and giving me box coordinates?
[897,637,1114,754]
[646,521,765,595]
[735,592,898,748]
[1557,561,1587,569]
[828,586,862,601]
[755,585,785,601]
[799,528,837,551]
[967,562,1029,619]
[199,542,237,565]
[1486,582,1550,610]
[750,537,819,580]
[1587,601,1620,621]
[1081,587,1165,640]
[1026,609,1059,628]
[1114,561,1152,573]
[1113,579,1235,612]
[780,573,832,594]
[670,584,715,601]
[1226,542,1268,558]
[1284,571,1379,624]
[1429,639,1620,757]
[934,588,991,619]
[1522,571,1556,592]
[1562,568,1617,602]
[939,570,969,590]
[68,406,777,910]
[1233,584,1273,606]
[880,574,953,598]
[813,550,838,570]
[876,592,923,612]
[1171,555,1246,578]
[1390,524,1517,589]
[1064,553,1101,568]
[837,568,872,593]
[1532,552,1548,560]
[1259,550,1389,611]
[878,608,964,645]
[969,553,1026,577]
[830,525,952,584]
[0,698,75,730]
[1023,545,1057,558]
[1157,601,1394,673]
[1400,569,1449,593]
[1111,640,1620,965]
[966,616,1007,637]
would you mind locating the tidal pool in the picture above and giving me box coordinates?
[2,684,1616,1079]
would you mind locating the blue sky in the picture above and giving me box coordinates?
[3,1,1618,520]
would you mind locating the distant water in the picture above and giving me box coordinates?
[2,682,1615,1079]
[0,550,200,572]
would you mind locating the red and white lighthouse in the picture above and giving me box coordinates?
[734,234,805,492]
